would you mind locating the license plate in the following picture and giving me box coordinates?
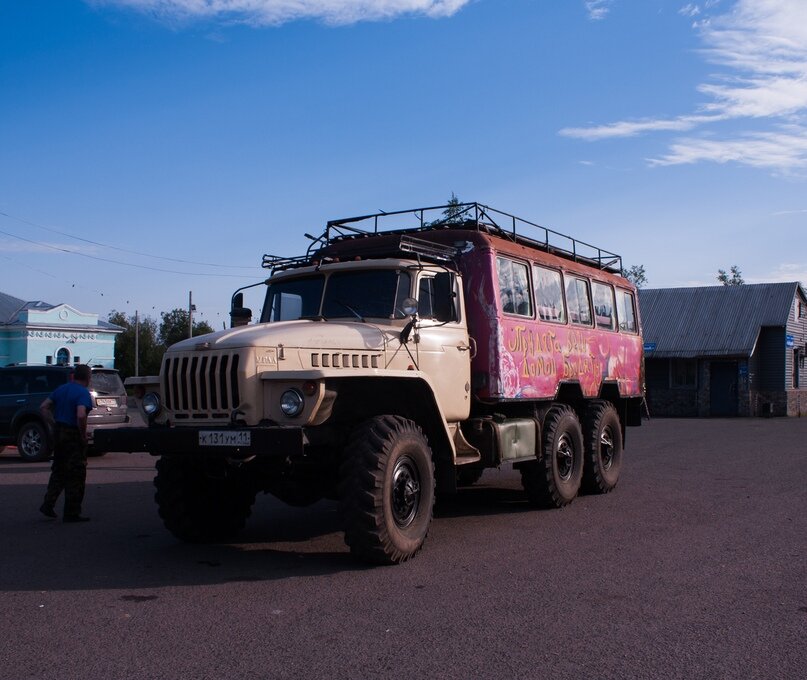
[97,398,118,407]
[199,430,251,447]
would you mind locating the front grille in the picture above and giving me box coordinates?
[163,351,241,418]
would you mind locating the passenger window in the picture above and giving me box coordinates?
[565,277,592,326]
[616,289,637,333]
[533,265,566,323]
[496,257,532,317]
[592,282,616,330]
[0,371,26,396]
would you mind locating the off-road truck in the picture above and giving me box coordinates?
[96,203,644,564]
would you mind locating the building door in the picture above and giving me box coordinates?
[710,361,738,417]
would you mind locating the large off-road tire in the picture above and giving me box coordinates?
[521,404,584,508]
[339,415,435,565]
[154,456,256,543]
[456,466,485,487]
[581,400,623,494]
[17,421,51,462]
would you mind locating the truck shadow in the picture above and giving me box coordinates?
[1,473,537,593]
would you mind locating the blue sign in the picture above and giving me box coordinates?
[786,335,795,349]
[643,342,657,353]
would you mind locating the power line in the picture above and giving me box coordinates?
[0,228,262,279]
[0,210,258,269]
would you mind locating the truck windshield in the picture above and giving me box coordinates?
[260,270,411,323]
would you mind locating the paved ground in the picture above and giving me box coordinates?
[1,417,805,679]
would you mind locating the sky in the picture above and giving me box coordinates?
[1,0,806,328]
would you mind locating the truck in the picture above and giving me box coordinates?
[96,203,644,564]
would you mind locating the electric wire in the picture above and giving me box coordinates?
[0,228,260,279]
[0,210,257,269]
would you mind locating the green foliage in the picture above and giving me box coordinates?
[159,309,214,348]
[108,308,215,379]
[717,265,745,286]
[108,310,163,380]
[621,264,647,288]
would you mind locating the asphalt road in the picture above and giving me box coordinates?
[1,417,805,680]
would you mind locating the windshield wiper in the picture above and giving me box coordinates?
[333,300,365,323]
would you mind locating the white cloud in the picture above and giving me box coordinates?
[560,114,721,140]
[585,0,613,21]
[679,4,701,18]
[649,125,807,171]
[89,0,472,25]
[562,0,807,172]
[749,262,807,285]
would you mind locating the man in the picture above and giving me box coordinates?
[39,364,93,522]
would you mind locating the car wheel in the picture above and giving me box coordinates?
[17,421,52,462]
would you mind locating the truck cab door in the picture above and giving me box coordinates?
[414,272,472,421]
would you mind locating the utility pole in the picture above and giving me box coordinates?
[188,291,195,339]
[135,310,140,377]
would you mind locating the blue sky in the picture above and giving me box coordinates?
[2,0,806,327]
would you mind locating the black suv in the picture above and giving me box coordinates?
[0,365,129,462]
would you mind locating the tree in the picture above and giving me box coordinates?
[108,311,163,380]
[442,192,465,223]
[159,308,214,348]
[717,265,744,286]
[428,193,467,226]
[621,264,647,288]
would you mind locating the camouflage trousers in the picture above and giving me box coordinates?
[43,426,87,517]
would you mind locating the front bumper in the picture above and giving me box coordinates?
[93,425,305,457]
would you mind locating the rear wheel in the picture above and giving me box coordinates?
[17,421,51,462]
[521,404,584,508]
[154,456,256,543]
[581,401,623,494]
[339,415,435,564]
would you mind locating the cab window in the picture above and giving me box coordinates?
[496,257,532,317]
[592,282,616,330]
[565,277,592,326]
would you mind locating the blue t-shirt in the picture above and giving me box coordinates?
[50,382,93,427]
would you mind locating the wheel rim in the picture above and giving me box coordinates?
[21,428,42,457]
[391,456,421,528]
[556,433,575,481]
[600,426,615,470]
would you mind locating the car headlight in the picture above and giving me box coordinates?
[142,392,162,416]
[280,389,304,417]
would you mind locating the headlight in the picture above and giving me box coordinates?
[142,392,162,416]
[280,389,304,417]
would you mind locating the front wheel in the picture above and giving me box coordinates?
[17,421,51,462]
[521,404,584,508]
[154,456,256,543]
[339,416,435,564]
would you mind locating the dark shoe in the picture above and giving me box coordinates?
[63,515,91,523]
[40,503,57,519]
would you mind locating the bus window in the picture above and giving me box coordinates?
[565,276,592,326]
[616,289,637,333]
[497,257,532,317]
[533,265,565,323]
[592,282,616,330]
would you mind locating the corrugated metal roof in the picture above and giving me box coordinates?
[638,282,804,358]
[0,291,27,324]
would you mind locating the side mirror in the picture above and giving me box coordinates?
[230,292,252,328]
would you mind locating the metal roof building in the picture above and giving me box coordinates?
[639,283,807,417]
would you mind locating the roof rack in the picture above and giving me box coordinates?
[262,202,623,274]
